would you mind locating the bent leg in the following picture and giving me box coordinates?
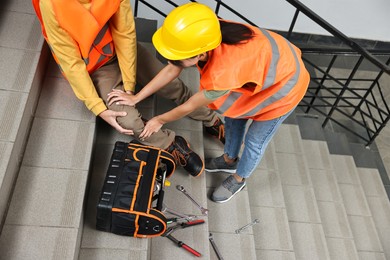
[91,57,174,149]
[236,110,294,179]
[224,117,247,159]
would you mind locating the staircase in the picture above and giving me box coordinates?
[0,6,390,260]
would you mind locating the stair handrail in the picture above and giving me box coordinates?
[134,0,390,75]
[284,0,390,75]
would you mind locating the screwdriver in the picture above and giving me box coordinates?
[165,234,202,257]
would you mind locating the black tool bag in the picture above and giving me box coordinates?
[96,141,175,238]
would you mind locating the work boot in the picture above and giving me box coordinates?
[204,118,225,144]
[167,136,204,177]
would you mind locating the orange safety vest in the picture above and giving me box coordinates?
[32,0,119,73]
[198,24,310,121]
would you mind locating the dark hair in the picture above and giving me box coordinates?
[220,20,254,45]
[169,59,186,67]
[167,20,254,66]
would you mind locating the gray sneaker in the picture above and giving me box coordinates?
[211,175,246,203]
[205,155,238,174]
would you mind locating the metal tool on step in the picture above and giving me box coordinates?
[165,219,205,236]
[235,219,260,234]
[166,215,202,224]
[209,233,224,260]
[176,185,209,215]
[161,203,199,221]
[165,235,201,257]
[163,219,205,257]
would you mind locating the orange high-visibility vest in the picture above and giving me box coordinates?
[198,24,310,121]
[32,0,119,73]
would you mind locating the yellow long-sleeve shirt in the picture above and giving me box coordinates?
[39,0,137,115]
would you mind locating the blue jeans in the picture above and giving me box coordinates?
[224,109,294,179]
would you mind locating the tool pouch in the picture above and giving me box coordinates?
[96,141,175,237]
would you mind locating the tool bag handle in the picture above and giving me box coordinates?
[128,141,176,178]
[127,141,175,213]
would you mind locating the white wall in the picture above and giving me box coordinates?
[130,0,390,42]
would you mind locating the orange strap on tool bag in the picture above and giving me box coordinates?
[96,141,176,237]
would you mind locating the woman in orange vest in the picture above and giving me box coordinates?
[108,3,310,202]
[32,0,230,177]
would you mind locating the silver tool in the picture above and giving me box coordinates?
[176,185,209,215]
[235,219,260,234]
[166,215,202,224]
[161,203,199,221]
[209,233,224,260]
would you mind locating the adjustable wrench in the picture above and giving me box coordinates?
[176,185,209,215]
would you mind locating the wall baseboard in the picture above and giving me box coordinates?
[273,30,390,51]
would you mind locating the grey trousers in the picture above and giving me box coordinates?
[91,42,218,149]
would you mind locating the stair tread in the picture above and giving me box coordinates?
[0,225,79,260]
[0,10,48,229]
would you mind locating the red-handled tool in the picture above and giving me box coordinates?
[164,219,205,235]
[163,219,205,257]
[166,233,202,257]
[179,219,205,228]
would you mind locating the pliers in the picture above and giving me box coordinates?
[163,219,205,257]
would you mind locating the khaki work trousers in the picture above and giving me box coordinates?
[91,42,218,149]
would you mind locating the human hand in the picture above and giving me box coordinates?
[107,89,138,106]
[139,116,164,139]
[99,109,134,135]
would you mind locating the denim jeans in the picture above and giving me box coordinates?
[224,109,294,179]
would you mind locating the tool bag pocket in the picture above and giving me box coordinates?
[96,141,175,237]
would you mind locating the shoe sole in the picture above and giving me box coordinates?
[205,168,236,174]
[212,183,246,203]
[174,136,205,177]
[190,162,205,177]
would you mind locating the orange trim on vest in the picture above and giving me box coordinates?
[32,0,119,73]
[198,24,310,120]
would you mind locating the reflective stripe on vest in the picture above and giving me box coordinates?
[32,0,118,74]
[198,23,307,120]
[216,37,300,118]
[83,24,115,72]
[259,28,279,91]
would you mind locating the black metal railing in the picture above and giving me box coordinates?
[134,0,390,146]
[284,0,390,146]
[300,49,390,145]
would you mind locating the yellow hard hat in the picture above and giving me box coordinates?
[152,3,222,60]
